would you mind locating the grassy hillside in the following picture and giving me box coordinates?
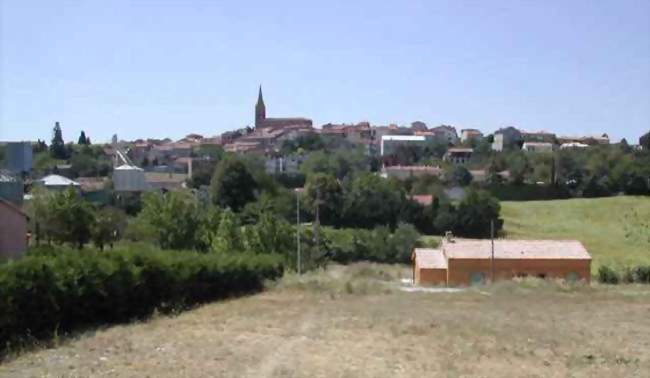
[501,196,650,271]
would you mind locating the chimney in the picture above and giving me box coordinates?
[444,231,454,243]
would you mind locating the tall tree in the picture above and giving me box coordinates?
[210,157,258,211]
[50,121,67,159]
[78,131,88,145]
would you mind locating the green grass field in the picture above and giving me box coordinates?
[501,196,650,271]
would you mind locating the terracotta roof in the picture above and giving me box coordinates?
[412,249,447,269]
[442,239,591,260]
[410,194,434,206]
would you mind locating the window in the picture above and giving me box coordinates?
[470,272,486,285]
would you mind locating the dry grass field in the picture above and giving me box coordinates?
[2,263,649,378]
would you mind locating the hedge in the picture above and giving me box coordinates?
[0,246,283,352]
[598,264,650,284]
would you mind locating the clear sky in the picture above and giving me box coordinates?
[1,0,649,143]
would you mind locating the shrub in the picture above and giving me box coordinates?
[597,265,620,284]
[322,224,421,264]
[0,246,283,354]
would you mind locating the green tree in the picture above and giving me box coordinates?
[304,173,344,225]
[34,187,96,248]
[454,189,502,238]
[50,121,68,159]
[343,173,406,229]
[139,190,203,249]
[91,207,127,250]
[450,166,473,186]
[210,209,242,253]
[210,157,258,211]
[78,131,88,145]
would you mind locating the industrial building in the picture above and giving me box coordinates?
[4,142,33,174]
[113,164,148,192]
[412,237,592,286]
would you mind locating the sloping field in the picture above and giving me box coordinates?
[501,196,650,271]
[2,264,649,377]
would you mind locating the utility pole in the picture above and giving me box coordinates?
[296,189,301,275]
[314,186,321,261]
[490,219,495,283]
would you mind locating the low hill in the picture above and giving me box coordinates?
[501,196,650,271]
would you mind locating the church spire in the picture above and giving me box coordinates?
[255,85,266,128]
[257,85,264,106]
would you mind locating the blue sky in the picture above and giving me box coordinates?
[1,0,649,143]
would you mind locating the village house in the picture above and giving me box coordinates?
[0,198,28,259]
[522,142,554,153]
[412,237,592,286]
[443,147,473,164]
[521,130,556,144]
[492,126,522,151]
[557,133,610,146]
[35,174,81,191]
[380,135,427,156]
[429,125,459,145]
[381,165,443,180]
[460,128,483,144]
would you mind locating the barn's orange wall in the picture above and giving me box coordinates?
[446,258,591,286]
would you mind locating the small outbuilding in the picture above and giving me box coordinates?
[0,198,28,259]
[413,238,592,286]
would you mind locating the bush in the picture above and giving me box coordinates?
[322,223,421,264]
[598,265,620,284]
[0,246,283,354]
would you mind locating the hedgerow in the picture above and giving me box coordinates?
[0,246,283,354]
[598,264,650,284]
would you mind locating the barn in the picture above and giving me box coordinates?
[413,237,592,286]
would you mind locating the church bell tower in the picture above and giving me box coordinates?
[255,85,266,128]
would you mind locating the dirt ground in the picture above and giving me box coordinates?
[2,264,650,377]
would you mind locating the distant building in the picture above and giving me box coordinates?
[560,142,589,150]
[429,125,459,145]
[557,134,609,146]
[492,126,522,151]
[443,148,473,164]
[521,131,556,144]
[0,198,28,260]
[522,142,554,153]
[381,165,443,180]
[0,170,23,206]
[5,142,33,174]
[460,129,483,144]
[35,174,80,191]
[265,155,305,175]
[412,238,592,286]
[380,135,427,156]
[255,86,313,130]
[409,194,434,206]
[410,121,428,132]
[113,165,148,192]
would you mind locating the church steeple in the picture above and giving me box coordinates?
[255,85,266,128]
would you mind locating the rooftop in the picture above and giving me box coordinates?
[412,249,447,269]
[381,135,426,142]
[39,174,80,187]
[442,239,591,260]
